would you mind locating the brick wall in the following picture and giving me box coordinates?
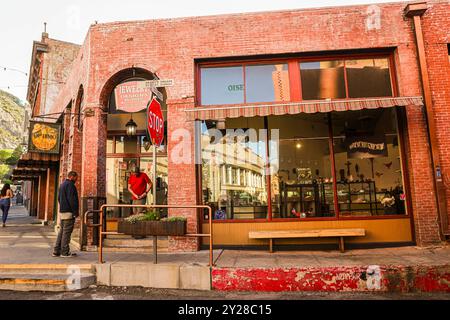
[422,1,450,230]
[44,0,449,248]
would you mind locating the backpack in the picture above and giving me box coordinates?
[214,209,226,220]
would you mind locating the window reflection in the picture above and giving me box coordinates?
[245,64,290,103]
[346,58,392,98]
[201,66,244,105]
[300,60,346,100]
[200,118,268,220]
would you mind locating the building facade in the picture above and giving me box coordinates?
[17,1,450,251]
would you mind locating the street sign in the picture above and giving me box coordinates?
[146,97,165,147]
[151,87,164,101]
[142,79,174,88]
[137,79,173,101]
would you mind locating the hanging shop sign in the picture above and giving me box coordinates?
[114,80,154,113]
[28,121,62,154]
[345,135,388,159]
[146,97,165,147]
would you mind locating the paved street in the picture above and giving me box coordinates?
[0,286,449,300]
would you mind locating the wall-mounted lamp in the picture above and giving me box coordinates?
[83,108,95,117]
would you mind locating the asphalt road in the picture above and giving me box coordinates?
[0,286,449,300]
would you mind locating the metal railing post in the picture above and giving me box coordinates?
[84,204,214,266]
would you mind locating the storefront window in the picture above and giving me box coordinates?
[115,136,138,154]
[331,108,406,216]
[300,60,346,100]
[107,137,114,154]
[268,113,336,218]
[346,58,392,98]
[245,64,290,103]
[200,117,268,220]
[200,66,244,105]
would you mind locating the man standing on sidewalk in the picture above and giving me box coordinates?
[52,171,79,258]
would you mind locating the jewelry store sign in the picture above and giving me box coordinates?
[114,80,173,112]
[28,121,62,154]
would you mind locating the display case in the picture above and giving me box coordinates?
[336,181,380,216]
[279,180,388,217]
[279,181,334,218]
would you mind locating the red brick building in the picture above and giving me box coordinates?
[18,1,450,251]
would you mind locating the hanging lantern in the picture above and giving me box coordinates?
[126,114,137,136]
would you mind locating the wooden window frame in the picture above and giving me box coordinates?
[196,51,412,224]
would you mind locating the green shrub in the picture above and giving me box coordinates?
[161,216,187,222]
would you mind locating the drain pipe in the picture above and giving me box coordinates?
[405,2,449,237]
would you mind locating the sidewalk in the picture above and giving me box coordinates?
[1,206,449,292]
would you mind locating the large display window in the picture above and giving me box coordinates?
[199,108,408,221]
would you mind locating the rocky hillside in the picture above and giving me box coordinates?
[0,90,26,150]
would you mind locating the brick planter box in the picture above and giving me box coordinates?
[118,220,187,237]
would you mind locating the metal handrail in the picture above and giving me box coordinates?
[84,204,214,266]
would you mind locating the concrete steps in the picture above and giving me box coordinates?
[102,236,169,253]
[0,264,96,292]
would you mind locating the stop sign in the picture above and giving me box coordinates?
[146,97,165,147]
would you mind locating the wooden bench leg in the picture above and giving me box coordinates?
[269,238,274,253]
[339,237,345,253]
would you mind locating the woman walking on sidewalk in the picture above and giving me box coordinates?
[0,184,13,227]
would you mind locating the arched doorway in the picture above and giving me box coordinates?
[103,68,168,222]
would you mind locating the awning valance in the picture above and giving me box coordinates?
[11,152,59,181]
[186,96,424,121]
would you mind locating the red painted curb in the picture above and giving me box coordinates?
[212,265,450,292]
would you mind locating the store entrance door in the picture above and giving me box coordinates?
[106,157,138,219]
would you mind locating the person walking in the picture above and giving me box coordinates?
[53,171,79,258]
[0,183,13,227]
[128,166,152,215]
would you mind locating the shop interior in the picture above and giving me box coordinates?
[201,108,407,220]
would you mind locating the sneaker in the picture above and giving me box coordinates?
[52,253,60,257]
[2,223,5,228]
[61,252,77,258]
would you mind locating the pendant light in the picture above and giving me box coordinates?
[126,113,137,136]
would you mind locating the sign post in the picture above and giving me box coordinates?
[146,97,165,210]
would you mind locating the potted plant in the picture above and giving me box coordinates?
[118,211,187,236]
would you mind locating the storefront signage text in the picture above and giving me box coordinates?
[114,81,154,113]
[345,135,388,159]
[228,84,244,92]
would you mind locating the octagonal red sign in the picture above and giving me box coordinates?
[146,97,165,147]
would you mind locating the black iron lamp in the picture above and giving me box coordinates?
[126,114,137,136]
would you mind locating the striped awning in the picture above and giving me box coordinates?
[186,96,424,121]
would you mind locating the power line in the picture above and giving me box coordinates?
[0,66,28,76]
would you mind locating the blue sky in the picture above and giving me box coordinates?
[0,0,404,103]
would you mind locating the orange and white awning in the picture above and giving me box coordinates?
[186,96,424,121]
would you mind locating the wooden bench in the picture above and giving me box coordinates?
[249,228,365,253]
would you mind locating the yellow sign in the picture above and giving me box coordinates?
[29,121,61,154]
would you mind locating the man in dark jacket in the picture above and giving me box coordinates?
[53,171,79,258]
